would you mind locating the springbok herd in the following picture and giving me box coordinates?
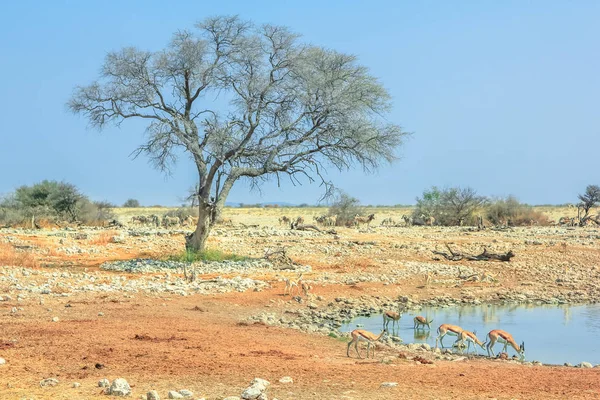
[348,312,525,361]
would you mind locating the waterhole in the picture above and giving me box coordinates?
[341,304,600,365]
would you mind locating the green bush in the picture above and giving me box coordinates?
[0,181,114,226]
[414,186,487,226]
[328,191,364,227]
[485,196,548,226]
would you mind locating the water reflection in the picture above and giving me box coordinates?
[413,330,431,341]
[341,304,600,365]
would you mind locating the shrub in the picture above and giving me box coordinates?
[123,198,141,208]
[0,181,114,227]
[485,196,549,226]
[328,191,363,227]
[414,186,487,226]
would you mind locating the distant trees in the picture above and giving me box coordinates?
[577,185,600,226]
[0,180,114,227]
[122,199,141,208]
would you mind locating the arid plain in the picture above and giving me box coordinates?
[1,206,599,399]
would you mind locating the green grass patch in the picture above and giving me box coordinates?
[165,248,250,263]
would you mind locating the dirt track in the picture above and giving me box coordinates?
[1,211,600,399]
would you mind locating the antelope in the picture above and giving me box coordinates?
[425,271,433,287]
[148,214,161,227]
[380,217,394,226]
[454,330,486,354]
[558,216,572,226]
[401,214,412,226]
[283,272,303,296]
[422,214,435,226]
[436,324,464,348]
[279,216,290,226]
[382,310,402,331]
[354,214,375,228]
[301,281,312,297]
[181,215,195,227]
[486,329,525,360]
[295,216,304,225]
[346,329,386,359]
[131,215,148,224]
[413,316,433,330]
[162,216,180,228]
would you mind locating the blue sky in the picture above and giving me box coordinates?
[1,1,598,206]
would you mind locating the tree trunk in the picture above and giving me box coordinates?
[185,203,212,252]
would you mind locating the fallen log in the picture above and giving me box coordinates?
[432,243,514,262]
[465,248,515,262]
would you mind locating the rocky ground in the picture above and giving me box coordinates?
[0,213,599,399]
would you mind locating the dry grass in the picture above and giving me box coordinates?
[112,205,573,226]
[0,242,39,269]
[88,231,118,246]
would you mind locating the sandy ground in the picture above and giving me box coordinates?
[1,206,599,399]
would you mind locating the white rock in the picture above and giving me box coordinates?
[168,391,183,399]
[380,382,398,388]
[146,390,160,400]
[0,357,5,365]
[98,312,105,316]
[108,378,131,396]
[250,378,270,391]
[98,378,110,387]
[40,378,59,387]
[580,361,593,368]
[52,316,59,322]
[241,386,262,399]
[178,389,193,397]
[278,376,293,384]
[72,382,81,388]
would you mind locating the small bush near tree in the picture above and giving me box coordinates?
[328,191,363,227]
[414,186,487,226]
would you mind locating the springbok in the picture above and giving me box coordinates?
[486,329,525,360]
[413,316,433,330]
[382,310,402,331]
[283,272,303,296]
[354,214,375,228]
[436,323,463,348]
[346,329,386,359]
[454,330,486,354]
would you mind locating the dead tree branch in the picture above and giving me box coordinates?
[432,244,515,262]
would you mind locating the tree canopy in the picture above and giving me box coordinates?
[69,16,407,250]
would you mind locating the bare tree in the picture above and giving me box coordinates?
[577,185,600,226]
[69,16,407,251]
